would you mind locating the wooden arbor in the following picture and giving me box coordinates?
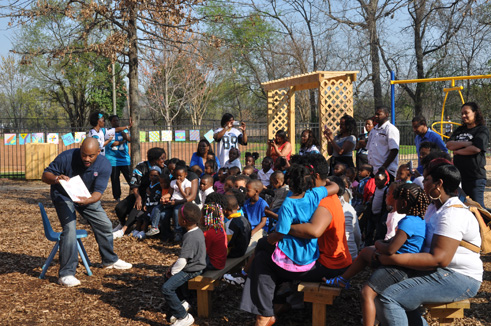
[261,71,358,157]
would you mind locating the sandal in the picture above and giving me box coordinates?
[323,276,351,289]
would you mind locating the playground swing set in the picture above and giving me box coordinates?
[390,72,491,139]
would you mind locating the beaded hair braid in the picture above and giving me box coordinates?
[202,203,225,231]
[393,183,429,219]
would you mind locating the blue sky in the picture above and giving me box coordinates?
[0,16,16,57]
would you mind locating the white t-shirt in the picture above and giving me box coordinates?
[340,197,361,260]
[214,127,243,166]
[258,169,274,187]
[385,211,406,240]
[332,135,357,157]
[366,121,400,176]
[170,178,192,201]
[88,127,115,156]
[423,197,482,282]
[198,187,214,209]
[223,158,242,171]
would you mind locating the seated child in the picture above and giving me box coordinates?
[204,159,218,182]
[352,164,373,214]
[396,163,412,183]
[190,164,203,177]
[332,162,347,176]
[273,156,289,173]
[160,166,192,242]
[234,175,250,189]
[161,203,206,326]
[340,175,352,204]
[214,167,228,194]
[264,171,290,225]
[197,174,214,209]
[243,179,270,237]
[201,203,228,270]
[113,166,161,239]
[384,181,405,240]
[223,147,242,172]
[365,169,389,246]
[224,195,252,258]
[242,166,254,177]
[257,157,274,187]
[146,173,171,237]
[328,176,361,260]
[324,183,428,326]
[264,164,340,271]
[224,175,236,193]
[228,166,241,176]
[244,152,259,173]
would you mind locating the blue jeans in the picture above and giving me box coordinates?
[54,198,118,277]
[162,270,202,319]
[150,204,182,240]
[461,178,486,209]
[375,267,481,326]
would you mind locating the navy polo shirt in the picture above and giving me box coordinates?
[44,148,112,202]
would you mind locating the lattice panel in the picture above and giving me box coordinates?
[267,89,292,139]
[318,77,354,157]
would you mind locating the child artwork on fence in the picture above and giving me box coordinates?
[204,129,214,144]
[61,133,75,146]
[162,130,172,142]
[47,133,59,144]
[31,133,44,143]
[175,130,185,141]
[19,133,31,145]
[139,131,147,142]
[74,132,86,143]
[190,130,200,141]
[4,133,16,145]
[149,131,160,142]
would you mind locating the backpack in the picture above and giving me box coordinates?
[451,197,491,254]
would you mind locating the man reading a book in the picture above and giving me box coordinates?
[42,137,132,287]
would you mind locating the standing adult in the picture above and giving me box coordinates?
[374,160,482,326]
[266,129,292,163]
[105,115,131,202]
[366,106,400,181]
[445,115,453,138]
[114,147,168,231]
[356,117,374,168]
[324,114,358,169]
[412,115,448,175]
[446,102,489,208]
[213,113,247,166]
[42,138,132,287]
[298,129,320,155]
[87,112,130,156]
[189,138,220,172]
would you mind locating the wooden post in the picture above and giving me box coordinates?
[288,86,296,153]
[25,143,57,180]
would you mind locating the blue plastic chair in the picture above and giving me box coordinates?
[38,203,92,279]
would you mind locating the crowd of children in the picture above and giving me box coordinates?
[105,127,457,326]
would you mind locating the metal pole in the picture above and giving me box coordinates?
[112,61,117,115]
[390,71,395,124]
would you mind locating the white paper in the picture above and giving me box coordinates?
[59,175,91,202]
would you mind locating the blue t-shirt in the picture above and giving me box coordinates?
[105,130,130,167]
[415,129,448,173]
[189,152,221,172]
[276,187,328,265]
[243,197,269,230]
[396,214,426,254]
[44,148,112,202]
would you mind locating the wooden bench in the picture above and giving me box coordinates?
[298,281,470,326]
[297,282,342,326]
[423,300,470,326]
[188,232,261,317]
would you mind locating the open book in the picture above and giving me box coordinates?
[59,175,91,202]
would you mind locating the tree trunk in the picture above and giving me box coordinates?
[128,3,141,166]
[413,0,425,117]
[368,0,382,107]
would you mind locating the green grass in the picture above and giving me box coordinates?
[0,172,25,179]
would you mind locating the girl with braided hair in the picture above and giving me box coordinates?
[324,182,428,326]
[201,203,228,271]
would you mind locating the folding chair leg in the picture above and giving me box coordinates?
[77,239,92,276]
[40,242,59,279]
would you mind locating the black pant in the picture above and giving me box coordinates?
[115,193,136,225]
[111,165,131,200]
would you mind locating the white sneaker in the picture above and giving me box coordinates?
[58,275,81,287]
[113,229,124,239]
[104,259,132,270]
[171,313,194,326]
[170,301,191,323]
[146,227,160,236]
[112,223,123,232]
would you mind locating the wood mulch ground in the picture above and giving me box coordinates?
[0,178,490,325]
